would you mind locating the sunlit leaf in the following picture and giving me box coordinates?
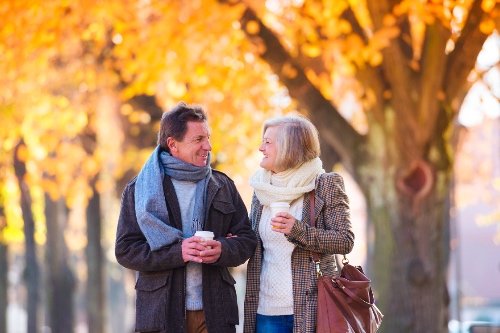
[302,44,322,58]
[245,20,260,35]
[479,17,496,34]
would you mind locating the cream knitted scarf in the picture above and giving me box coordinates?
[249,157,325,206]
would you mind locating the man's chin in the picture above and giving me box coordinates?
[196,159,208,167]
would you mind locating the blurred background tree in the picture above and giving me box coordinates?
[0,0,499,333]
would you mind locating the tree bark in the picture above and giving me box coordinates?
[13,140,39,333]
[80,114,106,333]
[44,193,75,333]
[86,177,105,333]
[0,194,7,333]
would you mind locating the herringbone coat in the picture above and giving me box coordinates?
[243,172,355,333]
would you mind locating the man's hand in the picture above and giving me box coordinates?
[181,236,208,263]
[198,239,222,264]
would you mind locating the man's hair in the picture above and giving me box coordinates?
[263,115,320,171]
[157,102,207,152]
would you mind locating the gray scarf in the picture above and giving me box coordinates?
[135,146,212,251]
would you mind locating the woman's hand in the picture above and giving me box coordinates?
[271,212,295,235]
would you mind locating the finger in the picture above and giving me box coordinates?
[187,236,205,244]
[191,255,203,263]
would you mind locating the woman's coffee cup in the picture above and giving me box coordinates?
[270,202,290,228]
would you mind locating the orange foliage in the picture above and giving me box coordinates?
[1,0,499,244]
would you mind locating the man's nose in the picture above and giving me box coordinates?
[203,140,212,151]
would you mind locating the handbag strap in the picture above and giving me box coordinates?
[309,190,349,277]
[309,191,322,276]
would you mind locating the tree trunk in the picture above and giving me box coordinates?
[81,94,108,333]
[354,115,451,332]
[86,177,105,333]
[0,195,7,333]
[44,194,75,333]
[14,140,39,333]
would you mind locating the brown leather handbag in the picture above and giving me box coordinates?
[309,191,383,333]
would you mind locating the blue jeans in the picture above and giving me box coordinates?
[256,314,294,333]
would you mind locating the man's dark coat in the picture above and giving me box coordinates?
[115,170,257,333]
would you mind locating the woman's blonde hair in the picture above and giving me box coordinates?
[263,115,320,171]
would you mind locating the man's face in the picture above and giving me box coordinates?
[168,121,212,167]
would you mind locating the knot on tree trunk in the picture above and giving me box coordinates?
[408,258,429,285]
[396,159,434,199]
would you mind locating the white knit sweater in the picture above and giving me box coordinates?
[257,197,303,315]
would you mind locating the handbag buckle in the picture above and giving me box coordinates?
[315,260,322,277]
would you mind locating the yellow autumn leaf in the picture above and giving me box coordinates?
[479,17,495,35]
[369,51,383,67]
[302,44,322,58]
[2,227,25,243]
[166,81,187,98]
[43,179,60,201]
[281,62,298,79]
[383,14,397,27]
[15,144,29,163]
[245,20,260,35]
[481,0,496,12]
[339,61,357,76]
[338,19,352,35]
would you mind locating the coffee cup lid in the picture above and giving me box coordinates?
[194,231,214,237]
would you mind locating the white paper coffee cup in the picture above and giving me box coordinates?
[270,202,290,217]
[194,230,214,249]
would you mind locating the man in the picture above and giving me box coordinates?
[115,102,257,333]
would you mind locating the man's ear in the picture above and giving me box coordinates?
[167,137,177,152]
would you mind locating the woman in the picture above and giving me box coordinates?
[243,115,354,333]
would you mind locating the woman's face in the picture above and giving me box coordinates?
[259,126,283,173]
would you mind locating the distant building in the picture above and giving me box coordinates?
[449,115,500,325]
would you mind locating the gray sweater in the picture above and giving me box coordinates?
[171,179,203,311]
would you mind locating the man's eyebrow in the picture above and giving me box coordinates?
[190,134,208,140]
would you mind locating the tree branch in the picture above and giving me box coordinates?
[417,23,451,146]
[239,7,365,173]
[444,0,489,110]
[365,0,421,155]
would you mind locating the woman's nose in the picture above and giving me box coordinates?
[259,143,265,151]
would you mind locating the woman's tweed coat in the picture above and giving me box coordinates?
[243,172,355,333]
[115,170,257,333]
